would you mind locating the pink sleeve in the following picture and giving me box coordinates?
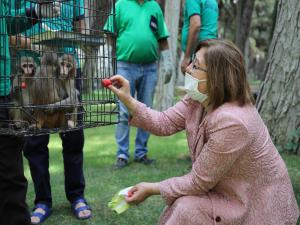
[129,96,191,136]
[158,112,250,205]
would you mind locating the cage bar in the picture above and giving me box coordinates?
[0,0,118,136]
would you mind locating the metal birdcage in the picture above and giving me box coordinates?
[0,0,118,136]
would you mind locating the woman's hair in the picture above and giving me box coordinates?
[195,39,254,111]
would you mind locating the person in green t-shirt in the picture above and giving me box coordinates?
[14,1,92,223]
[180,0,219,73]
[0,1,60,224]
[104,0,172,169]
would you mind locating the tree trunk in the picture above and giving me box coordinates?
[175,0,185,87]
[154,0,181,111]
[235,0,255,54]
[256,0,300,153]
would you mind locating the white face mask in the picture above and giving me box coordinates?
[184,72,208,103]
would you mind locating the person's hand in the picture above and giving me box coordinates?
[181,56,190,74]
[107,75,131,102]
[35,1,61,18]
[125,182,159,205]
[107,75,137,115]
[159,49,172,84]
[9,35,31,49]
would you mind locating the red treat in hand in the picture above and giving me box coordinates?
[127,191,133,198]
[21,82,27,89]
[102,79,112,88]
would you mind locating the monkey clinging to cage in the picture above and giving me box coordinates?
[9,56,37,128]
[31,52,65,129]
[38,53,79,129]
[51,53,79,128]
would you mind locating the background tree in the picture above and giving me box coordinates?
[218,0,276,81]
[218,0,236,40]
[235,0,256,54]
[154,0,181,110]
[246,0,276,81]
[256,0,300,153]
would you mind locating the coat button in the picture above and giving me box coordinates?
[215,216,221,222]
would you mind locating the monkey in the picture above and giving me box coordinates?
[57,54,79,128]
[20,56,36,77]
[47,53,79,128]
[9,56,37,128]
[31,52,65,129]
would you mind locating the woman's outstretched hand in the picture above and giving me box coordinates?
[125,182,160,205]
[107,75,137,115]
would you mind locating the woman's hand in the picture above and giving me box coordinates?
[108,75,137,115]
[125,182,160,205]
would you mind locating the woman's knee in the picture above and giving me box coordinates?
[172,196,196,214]
[164,196,213,225]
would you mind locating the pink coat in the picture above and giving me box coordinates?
[130,96,299,225]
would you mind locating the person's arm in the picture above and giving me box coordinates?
[108,75,190,135]
[125,113,249,206]
[73,0,86,33]
[129,98,190,136]
[125,182,160,205]
[158,114,249,205]
[74,19,86,33]
[181,14,201,73]
[6,5,39,35]
[158,38,169,50]
[181,0,203,73]
[185,15,201,59]
[6,1,60,35]
[9,35,31,49]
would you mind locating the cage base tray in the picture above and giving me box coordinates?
[31,31,105,48]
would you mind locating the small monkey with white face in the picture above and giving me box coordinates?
[31,53,64,129]
[10,56,37,127]
[48,54,79,128]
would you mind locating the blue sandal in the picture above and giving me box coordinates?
[71,198,92,220]
[31,203,52,225]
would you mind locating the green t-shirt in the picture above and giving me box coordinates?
[181,0,218,52]
[104,0,169,64]
[0,0,39,96]
[24,0,84,35]
[20,0,85,67]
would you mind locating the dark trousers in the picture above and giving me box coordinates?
[0,96,30,225]
[23,129,85,208]
[23,67,85,208]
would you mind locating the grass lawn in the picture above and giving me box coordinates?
[24,125,300,225]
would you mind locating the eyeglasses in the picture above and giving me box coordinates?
[191,54,208,73]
